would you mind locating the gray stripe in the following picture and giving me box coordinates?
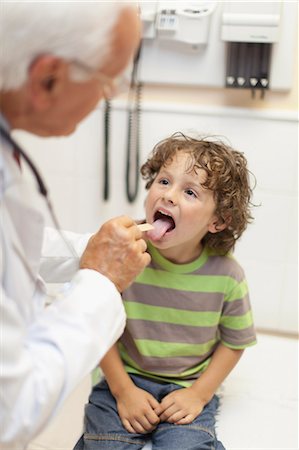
[126,319,218,344]
[195,255,245,282]
[220,324,256,345]
[222,294,251,316]
[150,254,245,283]
[124,283,224,312]
[120,331,217,375]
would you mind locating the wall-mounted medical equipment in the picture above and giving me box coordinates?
[139,1,297,95]
[142,3,216,50]
[103,45,143,203]
[222,2,280,95]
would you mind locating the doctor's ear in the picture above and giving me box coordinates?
[27,55,68,111]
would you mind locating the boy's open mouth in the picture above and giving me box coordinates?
[154,210,175,230]
[146,210,176,241]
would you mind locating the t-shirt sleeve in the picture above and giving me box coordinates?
[219,275,257,349]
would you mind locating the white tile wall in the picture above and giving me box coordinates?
[13,103,298,334]
[238,258,284,330]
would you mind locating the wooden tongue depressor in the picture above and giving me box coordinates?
[137,223,154,232]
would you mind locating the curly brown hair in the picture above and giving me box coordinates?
[141,132,254,254]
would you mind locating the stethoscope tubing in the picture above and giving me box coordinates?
[0,125,77,258]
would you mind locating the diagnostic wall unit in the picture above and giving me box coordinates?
[139,1,297,93]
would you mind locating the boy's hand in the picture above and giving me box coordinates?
[155,386,207,425]
[116,384,160,434]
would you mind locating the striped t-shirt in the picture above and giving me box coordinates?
[119,242,256,387]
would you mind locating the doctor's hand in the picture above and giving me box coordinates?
[80,215,150,292]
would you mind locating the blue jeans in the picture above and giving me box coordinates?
[74,374,225,450]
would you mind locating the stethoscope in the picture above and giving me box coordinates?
[0,124,77,257]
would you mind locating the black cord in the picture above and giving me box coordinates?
[103,99,111,201]
[126,81,142,203]
[101,42,143,203]
[125,42,143,203]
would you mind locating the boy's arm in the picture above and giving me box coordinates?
[190,342,243,403]
[100,345,161,434]
[157,342,243,424]
[100,344,133,397]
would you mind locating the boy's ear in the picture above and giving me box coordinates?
[27,55,68,111]
[208,216,228,234]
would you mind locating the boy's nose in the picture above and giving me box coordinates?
[162,189,177,205]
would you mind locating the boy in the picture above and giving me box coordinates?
[75,132,256,450]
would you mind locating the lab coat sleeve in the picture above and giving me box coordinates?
[0,269,126,450]
[39,226,92,283]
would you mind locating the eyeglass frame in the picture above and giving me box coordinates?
[69,60,130,99]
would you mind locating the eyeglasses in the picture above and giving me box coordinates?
[70,60,130,99]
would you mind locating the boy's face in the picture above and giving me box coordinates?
[145,151,220,263]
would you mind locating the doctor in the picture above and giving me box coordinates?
[0,3,149,450]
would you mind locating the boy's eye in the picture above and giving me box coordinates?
[185,189,197,197]
[159,178,169,185]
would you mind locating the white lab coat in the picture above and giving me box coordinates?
[0,123,126,450]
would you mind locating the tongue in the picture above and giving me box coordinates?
[146,219,172,241]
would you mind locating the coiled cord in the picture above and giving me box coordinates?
[125,79,142,203]
[102,42,143,203]
[103,99,111,201]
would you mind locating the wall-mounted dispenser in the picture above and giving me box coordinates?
[221,2,281,95]
[157,4,216,49]
[141,2,217,51]
[138,1,297,95]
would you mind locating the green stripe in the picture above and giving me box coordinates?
[136,268,239,294]
[221,339,257,350]
[225,279,248,302]
[118,342,212,387]
[123,301,221,326]
[149,242,209,273]
[173,358,211,378]
[220,310,254,330]
[134,338,217,358]
[118,342,142,371]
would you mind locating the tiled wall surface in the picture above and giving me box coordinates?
[14,102,298,334]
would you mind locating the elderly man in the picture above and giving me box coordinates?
[0,3,150,449]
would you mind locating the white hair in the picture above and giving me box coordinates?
[0,1,132,91]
